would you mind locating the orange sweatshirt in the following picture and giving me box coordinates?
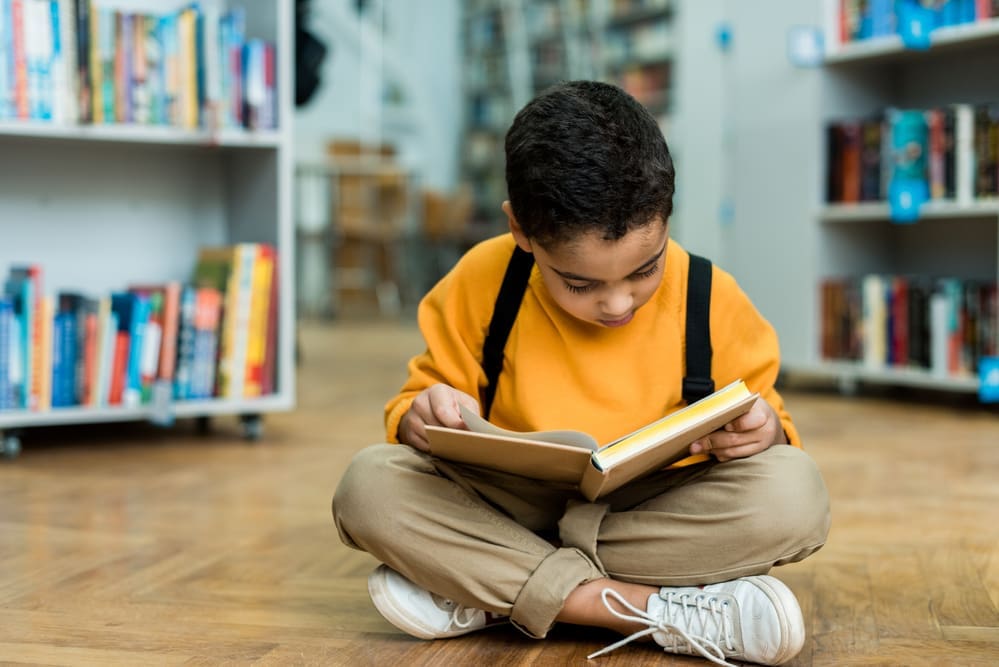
[385,234,801,464]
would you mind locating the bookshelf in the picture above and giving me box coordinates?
[0,0,295,457]
[808,3,999,397]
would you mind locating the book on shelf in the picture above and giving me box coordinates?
[832,0,994,47]
[824,102,995,208]
[0,0,278,131]
[0,243,278,413]
[821,273,997,377]
[425,379,759,502]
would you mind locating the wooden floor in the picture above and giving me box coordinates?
[1,320,998,666]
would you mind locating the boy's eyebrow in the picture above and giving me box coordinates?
[551,240,668,282]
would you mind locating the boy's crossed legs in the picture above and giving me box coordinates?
[333,444,829,666]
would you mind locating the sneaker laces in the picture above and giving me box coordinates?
[586,588,738,667]
[433,594,478,630]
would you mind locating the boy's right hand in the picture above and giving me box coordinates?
[398,383,481,452]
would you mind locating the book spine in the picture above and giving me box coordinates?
[37,295,53,410]
[260,246,279,395]
[172,285,196,400]
[122,294,149,406]
[0,299,12,410]
[243,244,274,397]
[74,0,89,123]
[11,0,29,119]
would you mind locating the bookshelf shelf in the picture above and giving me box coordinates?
[819,201,999,223]
[0,395,293,430]
[823,17,999,66]
[0,0,296,451]
[792,361,979,393]
[0,122,284,148]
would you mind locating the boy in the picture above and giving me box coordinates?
[333,81,830,666]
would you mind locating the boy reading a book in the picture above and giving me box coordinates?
[332,81,830,666]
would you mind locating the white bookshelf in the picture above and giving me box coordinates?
[711,3,997,401]
[0,0,295,455]
[808,9,999,396]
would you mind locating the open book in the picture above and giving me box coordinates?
[425,379,759,501]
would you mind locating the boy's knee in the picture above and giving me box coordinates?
[754,446,831,550]
[332,444,399,545]
[332,443,432,548]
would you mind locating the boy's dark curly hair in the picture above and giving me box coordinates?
[505,80,675,249]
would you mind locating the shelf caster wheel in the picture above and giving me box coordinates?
[837,375,859,396]
[196,416,212,435]
[240,414,263,442]
[2,433,22,460]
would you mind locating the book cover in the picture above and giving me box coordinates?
[426,380,759,502]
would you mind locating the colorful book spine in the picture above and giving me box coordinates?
[243,244,274,397]
[173,285,196,399]
[121,293,149,407]
[0,297,12,410]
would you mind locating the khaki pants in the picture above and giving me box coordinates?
[333,443,830,638]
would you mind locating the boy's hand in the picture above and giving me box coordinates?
[398,383,481,452]
[689,396,784,462]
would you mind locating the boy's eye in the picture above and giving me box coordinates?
[632,263,660,280]
[565,281,597,294]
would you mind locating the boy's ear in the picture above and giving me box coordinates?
[502,201,532,253]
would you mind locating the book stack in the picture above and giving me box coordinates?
[836,0,997,45]
[0,0,278,130]
[825,104,999,206]
[820,274,997,378]
[0,243,279,412]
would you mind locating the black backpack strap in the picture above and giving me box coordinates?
[683,253,715,404]
[481,245,534,419]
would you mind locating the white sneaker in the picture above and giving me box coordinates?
[367,564,509,640]
[588,575,805,666]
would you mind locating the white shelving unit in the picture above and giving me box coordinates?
[0,0,295,453]
[804,9,999,395]
[710,3,997,401]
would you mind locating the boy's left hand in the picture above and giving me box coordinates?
[689,396,784,462]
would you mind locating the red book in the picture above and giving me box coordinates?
[81,311,98,405]
[10,0,28,119]
[109,331,130,405]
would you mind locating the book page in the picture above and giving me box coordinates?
[594,380,756,467]
[459,406,600,452]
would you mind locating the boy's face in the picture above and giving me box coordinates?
[505,202,669,328]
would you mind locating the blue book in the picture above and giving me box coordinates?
[0,298,12,410]
[51,310,76,407]
[123,294,150,406]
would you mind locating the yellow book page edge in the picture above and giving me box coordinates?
[595,380,753,467]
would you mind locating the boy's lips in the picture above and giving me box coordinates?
[600,312,634,327]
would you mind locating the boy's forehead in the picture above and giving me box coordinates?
[543,222,669,277]
[552,220,667,257]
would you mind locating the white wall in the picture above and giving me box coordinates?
[669,0,727,260]
[293,0,462,191]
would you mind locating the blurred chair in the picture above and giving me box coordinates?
[326,141,421,317]
[420,185,474,284]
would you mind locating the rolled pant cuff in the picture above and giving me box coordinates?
[558,500,610,568]
[509,547,604,638]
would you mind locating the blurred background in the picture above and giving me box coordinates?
[293,0,999,404]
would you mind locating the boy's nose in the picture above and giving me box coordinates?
[600,288,634,317]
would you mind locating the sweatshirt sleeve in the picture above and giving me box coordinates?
[383,238,512,443]
[708,268,802,448]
